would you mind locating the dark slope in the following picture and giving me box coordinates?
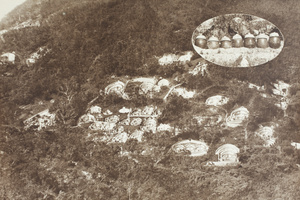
[0,0,299,126]
[0,0,100,29]
[0,0,299,115]
[0,0,216,103]
[0,0,42,29]
[1,1,300,199]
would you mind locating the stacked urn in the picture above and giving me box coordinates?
[195,32,282,49]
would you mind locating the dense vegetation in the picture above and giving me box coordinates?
[1,0,300,199]
[1,126,300,199]
[0,0,298,108]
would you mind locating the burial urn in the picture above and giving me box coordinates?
[195,34,207,48]
[220,36,232,48]
[207,36,220,49]
[244,33,256,48]
[269,32,281,49]
[232,34,243,48]
[256,33,269,48]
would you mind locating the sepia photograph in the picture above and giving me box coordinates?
[0,0,299,199]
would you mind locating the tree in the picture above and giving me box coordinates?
[159,96,191,124]
[50,77,79,126]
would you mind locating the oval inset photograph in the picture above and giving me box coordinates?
[192,14,284,67]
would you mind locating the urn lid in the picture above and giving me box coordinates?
[270,32,280,37]
[196,34,206,39]
[257,33,268,39]
[208,36,219,41]
[221,36,231,41]
[245,33,255,38]
[232,34,242,40]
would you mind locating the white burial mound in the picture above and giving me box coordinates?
[171,139,209,156]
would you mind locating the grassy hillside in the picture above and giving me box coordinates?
[0,0,299,107]
[0,0,300,199]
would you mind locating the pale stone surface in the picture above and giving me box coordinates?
[130,118,143,126]
[94,113,103,121]
[239,57,250,67]
[193,115,223,127]
[111,132,128,143]
[189,62,208,76]
[89,105,102,114]
[275,98,289,111]
[139,82,155,95]
[129,129,144,142]
[1,52,15,63]
[24,109,56,131]
[157,79,170,87]
[205,95,229,106]
[152,85,161,93]
[103,109,113,115]
[26,58,36,66]
[171,139,209,156]
[226,106,249,128]
[255,126,276,147]
[248,83,265,90]
[215,144,240,162]
[142,105,155,115]
[172,87,195,99]
[119,107,131,113]
[81,171,92,180]
[142,118,157,133]
[291,142,300,149]
[272,80,290,97]
[194,45,283,67]
[158,51,193,65]
[26,47,49,66]
[116,126,124,133]
[119,118,130,125]
[105,115,120,123]
[132,77,157,85]
[104,81,125,95]
[177,51,194,63]
[131,108,142,116]
[78,114,96,125]
[157,124,173,132]
[158,54,178,65]
[88,121,115,132]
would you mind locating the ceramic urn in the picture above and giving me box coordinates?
[244,33,256,48]
[195,34,207,48]
[269,32,281,49]
[256,33,269,48]
[220,36,232,48]
[232,34,243,48]
[207,36,220,49]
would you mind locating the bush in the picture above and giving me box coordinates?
[283,147,295,156]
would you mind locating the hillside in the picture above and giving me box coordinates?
[1,0,300,199]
